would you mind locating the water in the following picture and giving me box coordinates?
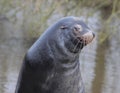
[0,14,120,93]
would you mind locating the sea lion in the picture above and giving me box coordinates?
[15,16,95,93]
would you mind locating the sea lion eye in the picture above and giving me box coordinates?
[73,24,83,32]
[60,25,68,29]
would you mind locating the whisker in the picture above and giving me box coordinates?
[72,38,80,52]
[79,38,83,49]
[84,39,86,46]
[71,36,90,53]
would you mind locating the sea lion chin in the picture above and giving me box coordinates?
[15,16,95,93]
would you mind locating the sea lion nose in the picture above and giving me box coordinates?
[73,24,82,32]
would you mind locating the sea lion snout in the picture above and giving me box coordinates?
[81,31,95,45]
[72,24,95,45]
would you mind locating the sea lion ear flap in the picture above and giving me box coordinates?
[60,25,68,29]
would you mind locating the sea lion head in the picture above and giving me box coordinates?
[55,16,95,53]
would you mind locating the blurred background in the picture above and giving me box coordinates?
[0,0,120,93]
